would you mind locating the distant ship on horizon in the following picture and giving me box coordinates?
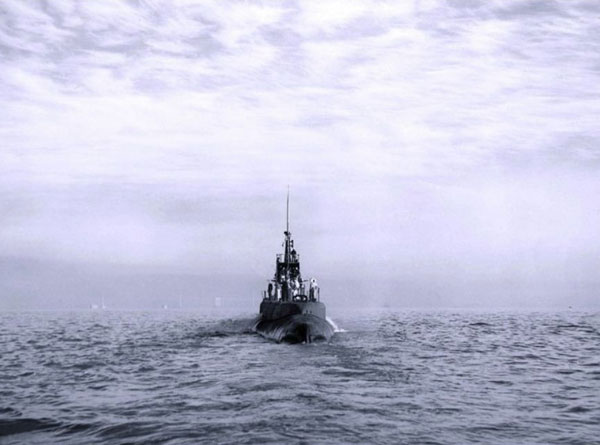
[253,190,334,343]
[91,297,107,310]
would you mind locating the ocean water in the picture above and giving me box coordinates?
[1,310,599,444]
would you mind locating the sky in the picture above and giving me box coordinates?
[1,0,599,311]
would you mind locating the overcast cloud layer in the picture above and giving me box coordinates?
[1,0,599,310]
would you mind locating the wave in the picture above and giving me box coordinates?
[326,316,347,333]
[195,317,258,339]
[0,418,61,437]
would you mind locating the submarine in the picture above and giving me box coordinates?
[254,192,334,344]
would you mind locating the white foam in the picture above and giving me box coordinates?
[326,316,347,333]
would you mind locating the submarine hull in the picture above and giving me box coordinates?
[255,313,334,344]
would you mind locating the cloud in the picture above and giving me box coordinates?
[1,0,598,181]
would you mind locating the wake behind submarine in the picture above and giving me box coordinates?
[254,192,334,344]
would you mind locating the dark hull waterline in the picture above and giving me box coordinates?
[255,314,335,344]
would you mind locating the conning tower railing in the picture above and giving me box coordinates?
[263,282,320,302]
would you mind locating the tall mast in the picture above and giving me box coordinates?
[284,186,291,265]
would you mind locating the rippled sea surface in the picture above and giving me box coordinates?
[1,310,599,444]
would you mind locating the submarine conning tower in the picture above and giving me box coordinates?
[263,190,320,303]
